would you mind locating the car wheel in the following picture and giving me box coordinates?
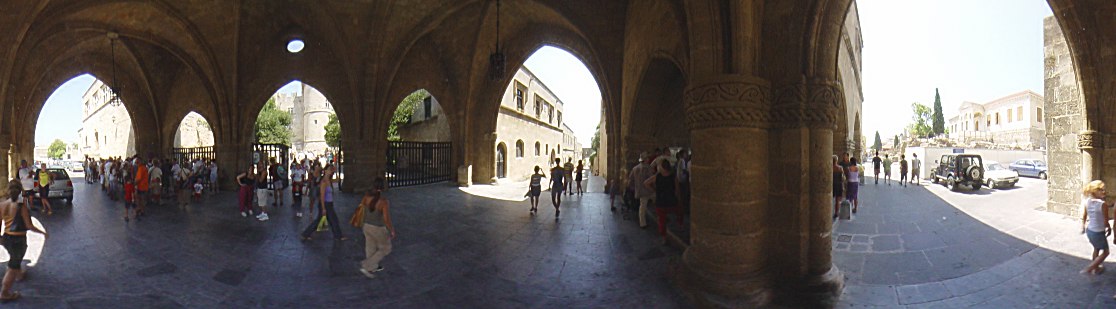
[948,176,959,191]
[972,183,981,190]
[1039,172,1047,180]
[931,176,939,184]
[986,179,995,189]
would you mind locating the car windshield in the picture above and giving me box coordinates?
[1034,160,1047,167]
[959,156,981,168]
[986,163,1005,171]
[46,169,69,180]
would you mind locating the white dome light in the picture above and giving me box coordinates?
[287,39,305,53]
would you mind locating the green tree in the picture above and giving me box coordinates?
[324,113,341,148]
[589,124,601,165]
[254,97,292,145]
[387,90,428,141]
[872,131,882,151]
[48,139,66,159]
[908,102,933,138]
[932,88,945,136]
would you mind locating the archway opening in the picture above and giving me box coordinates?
[173,112,215,148]
[255,81,339,169]
[39,74,137,167]
[385,89,453,187]
[492,46,601,184]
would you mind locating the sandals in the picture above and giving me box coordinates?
[0,291,20,302]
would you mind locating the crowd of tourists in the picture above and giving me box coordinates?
[82,156,218,221]
[525,157,587,217]
[831,151,922,221]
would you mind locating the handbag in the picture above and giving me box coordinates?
[316,216,329,232]
[349,204,366,228]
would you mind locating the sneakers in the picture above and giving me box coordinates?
[248,210,254,216]
[374,266,384,272]
[240,211,247,217]
[256,213,270,221]
[359,268,376,279]
[296,212,303,218]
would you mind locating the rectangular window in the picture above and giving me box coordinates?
[995,113,1000,125]
[423,96,432,119]
[534,96,542,118]
[1017,106,1023,122]
[1037,108,1043,122]
[557,112,562,126]
[1007,110,1012,123]
[514,83,525,111]
[548,104,554,124]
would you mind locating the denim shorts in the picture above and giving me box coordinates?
[1087,230,1109,251]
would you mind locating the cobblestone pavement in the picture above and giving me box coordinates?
[836,177,1116,308]
[0,175,686,308]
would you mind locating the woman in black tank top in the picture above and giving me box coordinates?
[644,160,683,244]
[1,179,48,301]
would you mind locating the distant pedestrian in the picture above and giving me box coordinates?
[134,158,149,216]
[911,154,921,186]
[290,161,305,218]
[36,164,53,215]
[358,178,395,279]
[1079,180,1110,275]
[0,179,48,302]
[847,157,861,214]
[209,161,219,194]
[193,178,204,201]
[575,160,585,196]
[676,149,691,213]
[832,155,846,220]
[525,166,544,213]
[149,160,163,206]
[550,159,566,218]
[307,163,322,218]
[882,155,893,185]
[236,167,255,217]
[302,164,344,240]
[123,178,136,221]
[899,155,909,188]
[254,162,271,221]
[630,154,656,228]
[872,151,882,185]
[563,158,575,196]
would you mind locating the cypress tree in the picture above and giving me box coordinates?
[872,131,882,151]
[932,88,945,136]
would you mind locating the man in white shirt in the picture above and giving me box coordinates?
[17,160,35,200]
[911,154,921,186]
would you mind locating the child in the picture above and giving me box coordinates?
[1081,180,1111,275]
[123,178,136,222]
[524,166,545,213]
[193,178,204,201]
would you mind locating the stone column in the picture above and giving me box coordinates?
[469,131,497,184]
[1079,130,1099,183]
[214,141,250,191]
[678,75,773,307]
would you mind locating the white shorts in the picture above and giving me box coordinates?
[256,189,270,207]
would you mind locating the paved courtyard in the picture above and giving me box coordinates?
[2,175,687,308]
[835,176,1116,308]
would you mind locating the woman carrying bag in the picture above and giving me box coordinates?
[352,177,394,279]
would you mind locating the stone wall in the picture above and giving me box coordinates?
[173,112,215,148]
[1043,16,1084,216]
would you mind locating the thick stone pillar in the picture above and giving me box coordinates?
[214,141,250,191]
[340,139,383,193]
[1079,130,1099,184]
[678,75,773,307]
[469,131,497,184]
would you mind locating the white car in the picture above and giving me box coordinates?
[983,161,1019,189]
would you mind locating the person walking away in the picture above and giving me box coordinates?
[563,158,575,196]
[832,155,846,221]
[290,161,305,217]
[1080,180,1110,275]
[525,166,544,213]
[882,155,893,185]
[911,154,921,186]
[149,160,163,206]
[549,159,566,219]
[871,151,882,185]
[0,179,48,302]
[255,162,271,221]
[236,167,256,217]
[847,157,861,214]
[307,164,322,218]
[359,178,395,278]
[123,178,136,221]
[644,160,683,245]
[899,155,909,188]
[629,154,656,228]
[575,160,585,196]
[301,164,345,240]
[209,161,219,194]
[36,164,53,215]
[134,158,149,216]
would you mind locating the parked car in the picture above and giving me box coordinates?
[931,154,985,191]
[983,161,1019,189]
[1009,159,1048,179]
[33,168,74,204]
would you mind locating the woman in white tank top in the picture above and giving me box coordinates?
[1080,180,1110,275]
[846,157,861,214]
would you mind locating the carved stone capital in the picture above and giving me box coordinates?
[684,75,771,130]
[768,82,841,129]
[1079,130,1101,150]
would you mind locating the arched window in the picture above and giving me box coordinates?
[534,142,541,156]
[515,140,524,158]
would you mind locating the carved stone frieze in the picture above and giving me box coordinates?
[767,82,841,129]
[1079,130,1100,150]
[684,76,772,130]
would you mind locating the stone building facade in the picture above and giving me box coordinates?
[945,91,1046,149]
[397,93,451,143]
[1044,15,1086,216]
[172,112,215,148]
[837,1,864,156]
[493,67,575,181]
[271,84,336,156]
[77,79,135,159]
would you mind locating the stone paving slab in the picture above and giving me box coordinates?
[0,175,686,308]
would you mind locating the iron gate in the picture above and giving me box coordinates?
[170,146,216,163]
[386,141,452,187]
[253,143,290,167]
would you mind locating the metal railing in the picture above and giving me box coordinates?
[386,141,452,187]
[170,146,215,163]
[253,143,290,167]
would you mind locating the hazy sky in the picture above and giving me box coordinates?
[859,0,1052,140]
[522,46,602,145]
